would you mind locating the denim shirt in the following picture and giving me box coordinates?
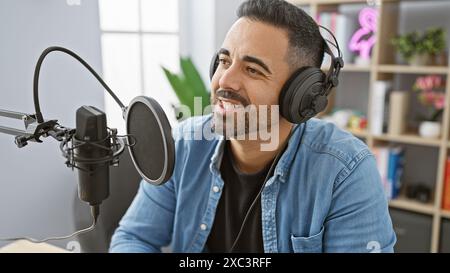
[110,115,396,253]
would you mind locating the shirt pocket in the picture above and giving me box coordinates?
[290,227,325,253]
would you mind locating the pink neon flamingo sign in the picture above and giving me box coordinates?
[349,8,378,61]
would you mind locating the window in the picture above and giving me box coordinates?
[99,0,180,133]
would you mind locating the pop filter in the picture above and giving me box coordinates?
[125,96,175,186]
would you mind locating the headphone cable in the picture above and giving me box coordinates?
[229,122,307,253]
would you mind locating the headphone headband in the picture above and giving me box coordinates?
[319,25,344,97]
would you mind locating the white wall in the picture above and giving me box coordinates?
[0,0,103,249]
[179,0,245,86]
[214,0,245,51]
[179,0,215,85]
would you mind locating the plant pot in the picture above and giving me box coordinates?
[409,53,432,66]
[434,51,448,66]
[419,121,441,139]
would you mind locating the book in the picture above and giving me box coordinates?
[370,81,392,136]
[387,147,405,199]
[388,91,409,135]
[373,146,404,200]
[442,158,450,211]
[334,13,352,65]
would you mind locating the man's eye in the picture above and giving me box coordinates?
[247,67,262,76]
[219,58,230,66]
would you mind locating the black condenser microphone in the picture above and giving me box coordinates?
[0,46,175,244]
[74,106,110,207]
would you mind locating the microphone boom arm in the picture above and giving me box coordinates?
[0,108,73,148]
[0,46,132,245]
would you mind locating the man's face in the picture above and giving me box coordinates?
[210,18,293,138]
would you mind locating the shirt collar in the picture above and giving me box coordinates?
[209,122,306,184]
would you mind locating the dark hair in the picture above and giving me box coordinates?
[237,0,325,69]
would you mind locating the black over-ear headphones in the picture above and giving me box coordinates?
[209,25,344,124]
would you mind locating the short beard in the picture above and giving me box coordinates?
[211,104,278,141]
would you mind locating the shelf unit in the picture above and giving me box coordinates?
[340,63,372,72]
[377,64,449,75]
[288,0,450,253]
[389,197,435,215]
[372,133,442,147]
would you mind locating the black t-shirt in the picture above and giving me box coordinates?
[206,141,272,253]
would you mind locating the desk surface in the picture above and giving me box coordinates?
[0,240,68,253]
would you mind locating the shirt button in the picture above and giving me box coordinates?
[212,186,220,193]
[200,224,207,231]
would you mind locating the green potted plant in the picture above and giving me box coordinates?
[422,27,447,65]
[391,27,447,66]
[391,31,421,64]
[162,57,210,121]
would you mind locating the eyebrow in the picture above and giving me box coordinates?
[218,48,230,56]
[218,48,272,75]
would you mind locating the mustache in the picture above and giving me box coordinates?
[214,89,250,107]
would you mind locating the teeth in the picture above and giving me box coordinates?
[222,101,233,110]
[222,101,243,110]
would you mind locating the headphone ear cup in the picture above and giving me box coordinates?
[209,54,219,81]
[279,67,326,124]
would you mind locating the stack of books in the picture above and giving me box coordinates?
[372,146,405,200]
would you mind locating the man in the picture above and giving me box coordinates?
[110,0,396,253]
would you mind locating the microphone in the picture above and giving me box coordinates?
[0,46,175,245]
[74,106,110,207]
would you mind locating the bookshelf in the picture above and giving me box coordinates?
[389,196,435,215]
[377,65,449,75]
[288,0,450,252]
[336,63,372,72]
[372,133,442,147]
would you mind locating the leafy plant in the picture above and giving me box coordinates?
[391,27,446,62]
[422,28,446,55]
[162,57,210,120]
[391,31,421,61]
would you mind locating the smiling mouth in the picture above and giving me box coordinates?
[216,98,245,114]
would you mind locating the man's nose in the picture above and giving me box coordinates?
[218,64,243,92]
